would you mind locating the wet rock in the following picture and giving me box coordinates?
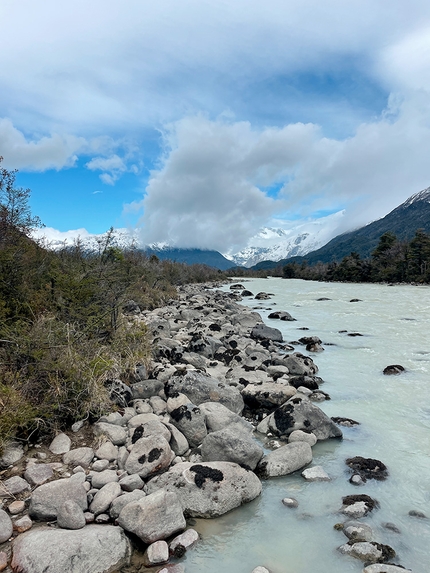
[268,311,296,321]
[343,521,374,542]
[408,509,427,518]
[345,456,388,480]
[383,364,405,375]
[169,528,199,556]
[267,396,343,440]
[49,433,71,455]
[255,292,271,300]
[125,435,174,478]
[282,497,299,508]
[169,404,208,448]
[251,324,283,343]
[0,509,13,543]
[301,466,330,481]
[341,541,395,563]
[166,371,244,415]
[11,525,131,573]
[63,447,95,469]
[241,290,254,297]
[331,416,360,427]
[29,474,88,520]
[145,461,262,518]
[143,540,169,566]
[57,500,86,530]
[117,489,186,544]
[257,442,312,479]
[382,522,401,533]
[201,424,264,470]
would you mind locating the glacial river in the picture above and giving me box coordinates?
[182,278,430,573]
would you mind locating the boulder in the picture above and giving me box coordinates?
[0,509,13,543]
[93,423,127,446]
[268,311,296,321]
[383,364,405,375]
[109,489,146,519]
[125,435,174,478]
[131,379,165,399]
[49,433,71,455]
[282,354,318,376]
[57,500,86,530]
[95,441,118,461]
[199,402,251,433]
[91,469,119,489]
[169,404,208,448]
[201,424,264,470]
[0,441,24,469]
[242,382,296,410]
[63,447,95,469]
[0,476,30,497]
[257,442,312,478]
[301,466,330,481]
[345,456,388,480]
[11,525,130,573]
[166,371,244,414]
[251,324,283,343]
[164,423,190,456]
[117,489,186,544]
[29,474,88,520]
[143,540,169,566]
[145,461,262,518]
[169,529,199,556]
[288,430,317,446]
[267,396,343,440]
[89,481,122,515]
[24,463,54,486]
[342,521,373,542]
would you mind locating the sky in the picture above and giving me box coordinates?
[2,0,430,253]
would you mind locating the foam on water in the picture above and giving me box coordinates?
[181,278,430,573]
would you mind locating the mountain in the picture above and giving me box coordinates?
[252,186,430,270]
[224,212,344,267]
[145,245,234,270]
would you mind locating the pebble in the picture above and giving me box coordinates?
[13,515,33,533]
[8,500,26,515]
[282,497,299,508]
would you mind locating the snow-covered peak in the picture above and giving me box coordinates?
[399,186,430,208]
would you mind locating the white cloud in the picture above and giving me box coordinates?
[0,118,86,171]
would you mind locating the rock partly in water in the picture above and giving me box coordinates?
[257,442,312,479]
[345,456,388,480]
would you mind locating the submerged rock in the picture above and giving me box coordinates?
[383,365,405,375]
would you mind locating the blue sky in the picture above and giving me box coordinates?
[2,0,430,252]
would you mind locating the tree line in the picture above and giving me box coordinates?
[280,230,430,283]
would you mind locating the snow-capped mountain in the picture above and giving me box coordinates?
[224,212,344,267]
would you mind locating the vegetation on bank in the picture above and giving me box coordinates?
[0,159,220,452]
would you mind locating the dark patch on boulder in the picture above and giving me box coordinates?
[132,425,144,444]
[170,405,193,422]
[173,544,187,558]
[138,454,147,464]
[209,323,221,332]
[190,465,224,489]
[342,494,379,511]
[148,448,162,463]
[273,404,295,433]
[345,456,388,480]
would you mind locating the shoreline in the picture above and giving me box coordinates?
[0,281,409,573]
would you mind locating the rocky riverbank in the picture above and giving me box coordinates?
[0,282,412,573]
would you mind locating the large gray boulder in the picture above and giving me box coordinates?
[241,382,296,410]
[199,402,251,433]
[201,424,263,470]
[145,461,262,518]
[267,396,343,440]
[282,353,318,376]
[29,474,88,520]
[125,436,174,478]
[11,525,130,573]
[257,442,312,479]
[89,482,122,515]
[169,404,208,448]
[117,489,186,544]
[251,324,283,342]
[166,371,244,415]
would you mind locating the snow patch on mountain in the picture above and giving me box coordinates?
[224,211,345,267]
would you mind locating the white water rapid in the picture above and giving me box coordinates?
[181,278,430,573]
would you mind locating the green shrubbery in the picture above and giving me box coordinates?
[0,159,220,451]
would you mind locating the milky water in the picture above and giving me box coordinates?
[181,278,430,573]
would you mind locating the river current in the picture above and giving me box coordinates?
[181,278,430,573]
